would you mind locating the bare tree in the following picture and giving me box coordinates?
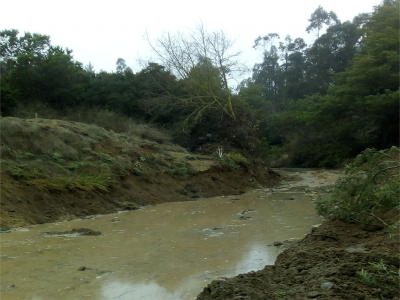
[144,23,248,127]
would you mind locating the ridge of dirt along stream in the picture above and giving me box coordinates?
[2,169,397,300]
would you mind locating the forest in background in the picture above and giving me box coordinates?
[1,0,398,167]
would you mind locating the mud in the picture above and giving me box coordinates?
[197,218,399,300]
[0,169,327,300]
[197,170,400,300]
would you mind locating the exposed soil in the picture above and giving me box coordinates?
[196,210,400,300]
[0,117,279,229]
[0,162,279,229]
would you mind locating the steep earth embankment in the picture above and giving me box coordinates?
[0,117,279,229]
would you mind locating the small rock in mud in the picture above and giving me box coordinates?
[320,282,333,290]
[239,216,252,220]
[237,209,255,215]
[283,197,295,200]
[307,291,321,298]
[345,245,368,253]
[273,241,283,246]
[360,221,384,232]
[0,284,16,292]
[184,211,205,215]
[96,270,114,278]
[78,266,91,271]
[43,228,102,237]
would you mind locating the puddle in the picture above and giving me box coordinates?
[0,169,339,300]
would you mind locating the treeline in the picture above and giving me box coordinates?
[242,0,399,166]
[1,0,398,167]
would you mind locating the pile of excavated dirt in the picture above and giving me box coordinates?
[0,117,279,229]
[197,210,400,300]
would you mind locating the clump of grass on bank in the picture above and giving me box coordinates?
[217,151,249,168]
[0,117,187,192]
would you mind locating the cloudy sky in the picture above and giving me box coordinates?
[1,0,381,73]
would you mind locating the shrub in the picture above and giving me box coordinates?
[225,152,248,164]
[357,259,400,298]
[219,152,249,168]
[316,147,399,226]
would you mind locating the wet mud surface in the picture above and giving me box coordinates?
[197,170,400,300]
[0,169,331,300]
[197,218,399,300]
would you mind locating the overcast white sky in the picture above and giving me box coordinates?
[1,0,381,74]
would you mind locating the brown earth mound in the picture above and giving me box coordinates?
[197,212,400,300]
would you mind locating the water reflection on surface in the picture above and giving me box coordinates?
[101,281,180,300]
[0,169,336,300]
[99,243,280,300]
[234,244,279,274]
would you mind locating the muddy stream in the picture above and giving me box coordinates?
[0,169,340,300]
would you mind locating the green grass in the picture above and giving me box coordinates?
[0,117,190,192]
[27,175,115,192]
[357,259,400,298]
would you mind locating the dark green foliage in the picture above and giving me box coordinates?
[305,5,339,38]
[316,147,399,225]
[357,259,400,298]
[248,1,399,167]
[1,30,86,113]
[1,1,398,169]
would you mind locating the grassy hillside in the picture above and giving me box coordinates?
[0,117,279,228]
[0,117,190,192]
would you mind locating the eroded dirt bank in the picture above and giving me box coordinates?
[197,170,400,300]
[1,117,279,229]
[1,163,278,229]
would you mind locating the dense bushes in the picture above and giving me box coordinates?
[316,147,399,227]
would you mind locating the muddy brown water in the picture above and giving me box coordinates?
[0,169,340,300]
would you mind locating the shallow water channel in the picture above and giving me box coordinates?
[0,169,340,300]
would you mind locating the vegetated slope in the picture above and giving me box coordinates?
[0,117,279,229]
